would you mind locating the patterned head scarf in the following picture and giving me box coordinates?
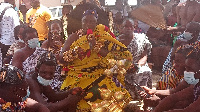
[0,65,24,84]
[82,9,98,19]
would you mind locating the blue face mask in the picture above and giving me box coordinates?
[37,76,53,86]
[22,87,30,102]
[27,38,39,49]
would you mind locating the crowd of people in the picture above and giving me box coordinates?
[0,0,200,111]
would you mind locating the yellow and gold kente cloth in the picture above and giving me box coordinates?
[61,24,133,111]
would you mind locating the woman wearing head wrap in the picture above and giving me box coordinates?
[59,9,133,111]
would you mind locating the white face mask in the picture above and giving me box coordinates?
[27,38,39,49]
[184,71,199,85]
[18,38,24,43]
[183,31,193,40]
[37,76,53,86]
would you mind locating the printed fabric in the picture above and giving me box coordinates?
[157,66,184,90]
[61,24,133,111]
[0,3,20,45]
[126,33,152,88]
[22,47,46,73]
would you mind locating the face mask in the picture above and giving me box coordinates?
[183,31,193,40]
[37,75,53,86]
[184,71,199,85]
[22,87,30,102]
[27,38,39,49]
[18,38,24,43]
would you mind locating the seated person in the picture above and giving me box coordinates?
[12,27,46,74]
[118,18,152,99]
[41,19,65,59]
[143,42,198,106]
[26,52,84,112]
[59,9,132,111]
[41,19,65,91]
[153,42,200,112]
[0,65,49,112]
[157,45,187,90]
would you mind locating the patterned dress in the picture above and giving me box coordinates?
[157,66,183,90]
[22,47,46,73]
[126,33,152,88]
[50,65,64,91]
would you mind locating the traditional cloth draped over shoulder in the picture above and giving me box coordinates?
[61,24,132,111]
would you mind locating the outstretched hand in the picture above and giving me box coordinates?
[70,87,86,97]
[141,86,156,95]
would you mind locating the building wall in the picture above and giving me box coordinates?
[40,0,61,7]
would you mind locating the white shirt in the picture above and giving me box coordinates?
[0,3,20,45]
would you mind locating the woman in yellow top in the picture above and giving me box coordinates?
[59,9,133,111]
